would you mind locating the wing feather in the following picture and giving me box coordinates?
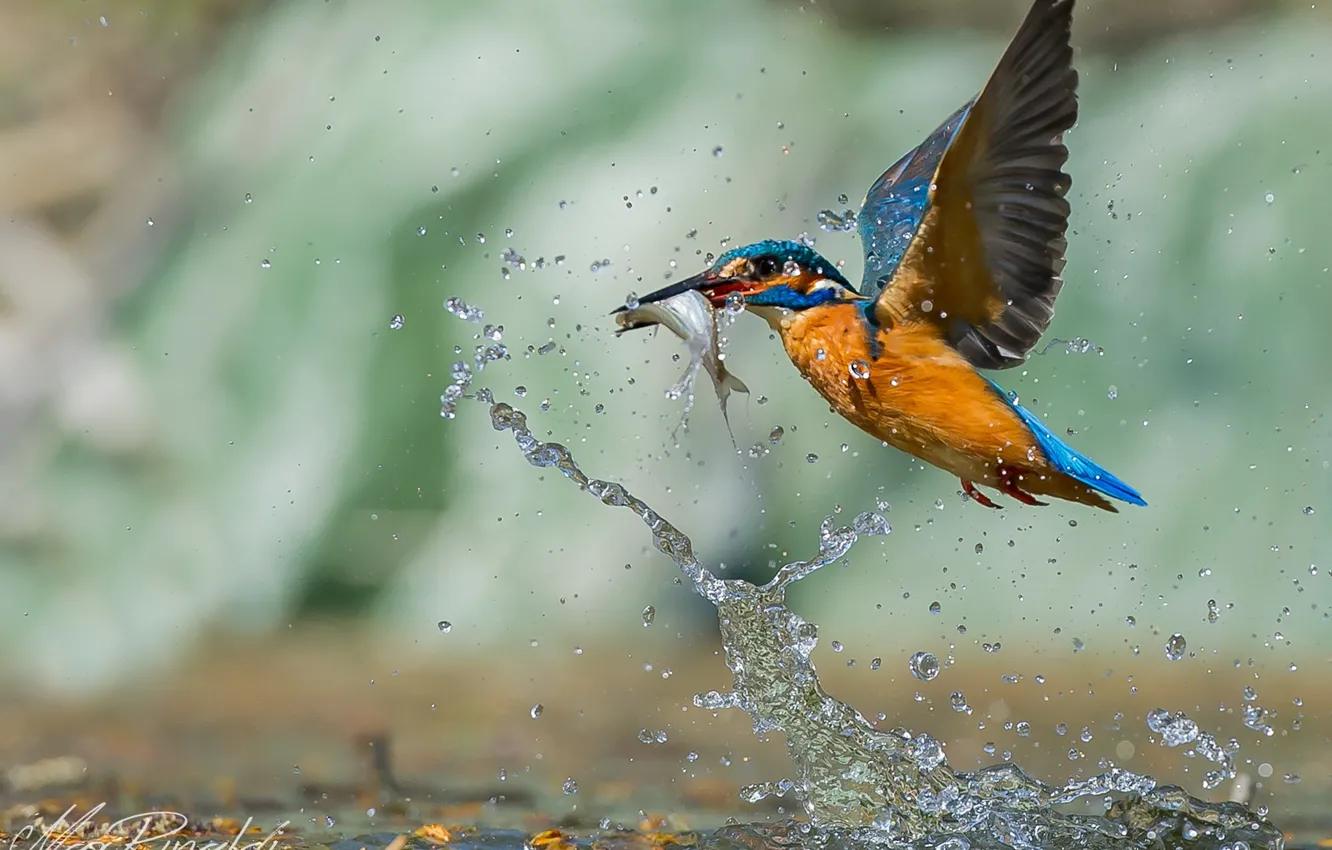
[869,0,1079,370]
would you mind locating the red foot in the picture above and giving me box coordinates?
[997,468,1048,507]
[960,479,1002,509]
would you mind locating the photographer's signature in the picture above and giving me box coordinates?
[8,804,287,850]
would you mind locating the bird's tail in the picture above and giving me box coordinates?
[985,378,1147,507]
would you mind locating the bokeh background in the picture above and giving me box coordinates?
[0,0,1328,837]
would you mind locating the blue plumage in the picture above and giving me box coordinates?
[714,240,853,289]
[857,102,973,297]
[983,377,1147,507]
[744,284,840,310]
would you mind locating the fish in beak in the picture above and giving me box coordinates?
[612,268,755,315]
[613,288,749,439]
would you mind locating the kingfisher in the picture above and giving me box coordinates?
[614,0,1145,512]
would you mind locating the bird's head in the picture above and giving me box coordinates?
[618,239,860,316]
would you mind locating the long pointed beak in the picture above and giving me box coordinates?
[609,270,723,315]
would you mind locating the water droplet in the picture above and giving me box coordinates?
[907,733,946,770]
[806,453,819,464]
[815,348,827,361]
[782,259,801,276]
[768,426,785,443]
[1264,191,1275,204]
[1164,633,1187,661]
[712,145,724,157]
[849,359,870,380]
[260,259,272,269]
[145,217,154,227]
[437,620,452,633]
[642,605,656,627]
[244,193,253,204]
[1107,385,1118,400]
[815,208,858,233]
[908,651,940,681]
[1146,708,1200,746]
[1303,505,1315,516]
[530,703,543,719]
[852,512,890,536]
[416,225,428,236]
[949,691,971,713]
[928,601,941,615]
[836,193,849,205]
[444,296,484,323]
[561,778,578,795]
[389,314,404,330]
[1206,599,1220,623]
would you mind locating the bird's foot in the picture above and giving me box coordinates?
[960,479,1002,509]
[996,469,1048,507]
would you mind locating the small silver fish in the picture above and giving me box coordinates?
[615,290,750,436]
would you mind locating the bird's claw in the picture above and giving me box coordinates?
[961,480,1002,509]
[997,469,1048,507]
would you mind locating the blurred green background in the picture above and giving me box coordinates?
[0,0,1328,829]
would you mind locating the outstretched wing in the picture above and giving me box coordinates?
[869,0,1078,369]
[857,102,971,298]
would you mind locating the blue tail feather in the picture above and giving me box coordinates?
[983,378,1147,507]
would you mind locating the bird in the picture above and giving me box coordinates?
[613,0,1145,512]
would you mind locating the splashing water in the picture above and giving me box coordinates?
[817,207,859,233]
[1035,336,1104,356]
[438,298,1283,849]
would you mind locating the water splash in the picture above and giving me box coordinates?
[817,207,859,233]
[1035,336,1104,356]
[439,298,1283,849]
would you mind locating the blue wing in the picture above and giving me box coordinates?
[857,102,972,298]
[860,0,1079,371]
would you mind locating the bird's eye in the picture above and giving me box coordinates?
[755,256,781,278]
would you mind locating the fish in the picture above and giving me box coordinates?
[614,290,750,438]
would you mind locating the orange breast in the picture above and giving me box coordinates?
[776,303,1046,483]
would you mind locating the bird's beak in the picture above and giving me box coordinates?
[610,270,748,314]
